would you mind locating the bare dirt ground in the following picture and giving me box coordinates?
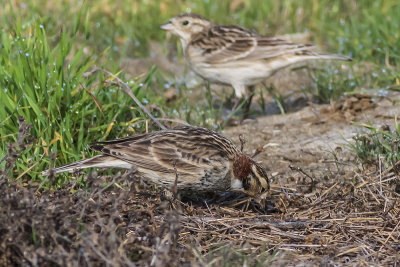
[1,56,400,266]
[224,92,395,185]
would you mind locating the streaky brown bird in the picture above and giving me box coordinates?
[43,126,270,203]
[161,13,352,112]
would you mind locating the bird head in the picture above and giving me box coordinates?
[161,13,212,45]
[231,154,270,208]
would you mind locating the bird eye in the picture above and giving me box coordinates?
[182,20,189,26]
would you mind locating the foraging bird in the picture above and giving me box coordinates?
[43,126,270,204]
[161,13,352,113]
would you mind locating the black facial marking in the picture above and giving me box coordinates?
[242,177,251,190]
[202,158,210,164]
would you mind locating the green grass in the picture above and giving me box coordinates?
[350,119,400,170]
[0,5,163,183]
[1,0,399,183]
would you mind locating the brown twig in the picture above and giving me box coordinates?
[132,118,191,127]
[239,134,246,152]
[289,164,314,184]
[251,145,264,158]
[83,67,167,130]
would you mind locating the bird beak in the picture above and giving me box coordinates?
[256,197,266,209]
[161,22,174,31]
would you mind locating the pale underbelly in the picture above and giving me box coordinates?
[137,167,232,193]
[190,61,275,86]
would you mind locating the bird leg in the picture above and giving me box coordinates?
[230,97,244,115]
[127,165,141,193]
[242,85,255,119]
[171,160,179,200]
[230,85,255,119]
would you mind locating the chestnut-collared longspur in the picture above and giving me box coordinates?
[43,126,270,203]
[161,13,351,110]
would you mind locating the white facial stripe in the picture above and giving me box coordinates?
[251,165,268,189]
[231,178,243,190]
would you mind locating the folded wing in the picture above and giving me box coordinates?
[191,25,317,64]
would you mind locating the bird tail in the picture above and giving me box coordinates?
[42,155,131,176]
[295,50,352,61]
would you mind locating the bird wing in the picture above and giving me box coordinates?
[191,25,315,64]
[90,127,232,176]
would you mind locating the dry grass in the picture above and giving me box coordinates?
[1,160,399,266]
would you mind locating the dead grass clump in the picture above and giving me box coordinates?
[0,116,33,181]
[1,167,399,266]
[173,166,400,266]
